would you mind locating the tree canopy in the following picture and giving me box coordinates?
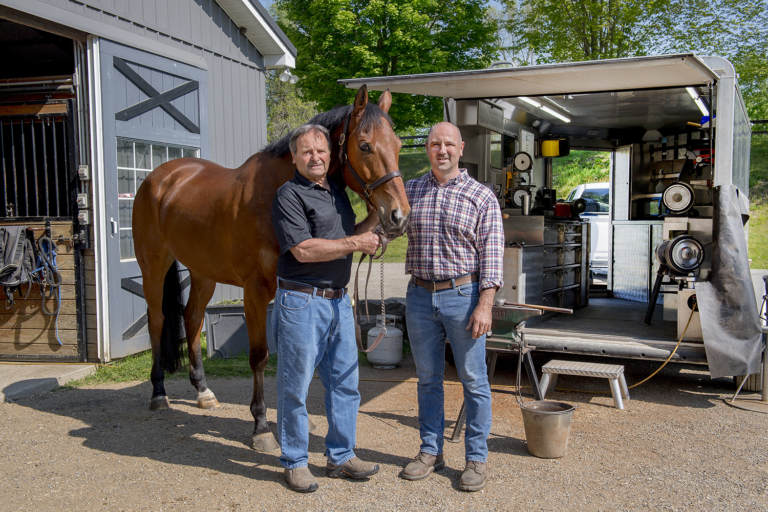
[274,0,498,131]
[265,70,318,143]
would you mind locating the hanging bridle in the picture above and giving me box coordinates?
[338,111,402,353]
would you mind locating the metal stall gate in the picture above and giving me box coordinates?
[94,39,208,360]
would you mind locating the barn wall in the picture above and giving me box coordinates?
[38,0,269,165]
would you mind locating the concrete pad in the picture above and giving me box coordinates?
[353,262,410,301]
[1,363,96,402]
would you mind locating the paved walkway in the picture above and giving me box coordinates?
[1,363,95,402]
[352,262,411,302]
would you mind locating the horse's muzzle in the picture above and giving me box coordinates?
[383,208,409,238]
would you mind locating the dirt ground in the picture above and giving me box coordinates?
[2,353,768,511]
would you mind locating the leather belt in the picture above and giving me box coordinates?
[411,273,479,292]
[278,279,346,299]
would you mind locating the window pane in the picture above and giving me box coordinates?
[136,170,151,192]
[117,140,134,168]
[168,147,182,160]
[118,168,134,196]
[120,230,135,260]
[135,142,151,169]
[183,148,198,158]
[152,145,168,167]
[119,200,133,228]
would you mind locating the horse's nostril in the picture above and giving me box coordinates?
[390,209,404,226]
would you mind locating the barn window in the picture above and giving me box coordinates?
[116,138,198,260]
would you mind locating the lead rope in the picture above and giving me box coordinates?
[354,232,388,353]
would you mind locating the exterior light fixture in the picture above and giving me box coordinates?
[686,87,709,116]
[289,74,299,85]
[279,70,291,82]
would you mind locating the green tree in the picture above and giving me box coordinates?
[275,0,498,131]
[265,70,318,143]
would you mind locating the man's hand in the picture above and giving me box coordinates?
[354,232,380,255]
[466,287,496,339]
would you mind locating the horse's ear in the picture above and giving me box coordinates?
[352,85,369,121]
[377,89,392,113]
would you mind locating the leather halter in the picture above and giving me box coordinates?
[338,111,402,204]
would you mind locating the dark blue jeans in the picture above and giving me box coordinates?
[406,280,492,462]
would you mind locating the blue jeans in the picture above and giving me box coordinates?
[405,280,492,462]
[272,286,360,469]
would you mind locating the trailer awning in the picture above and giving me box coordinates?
[339,54,718,99]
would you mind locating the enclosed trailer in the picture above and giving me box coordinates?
[341,55,762,377]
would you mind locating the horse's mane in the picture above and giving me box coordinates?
[262,104,394,158]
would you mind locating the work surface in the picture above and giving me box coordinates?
[1,354,767,511]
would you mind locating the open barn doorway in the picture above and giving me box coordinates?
[0,15,88,361]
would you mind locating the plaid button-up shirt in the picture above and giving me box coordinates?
[405,169,504,290]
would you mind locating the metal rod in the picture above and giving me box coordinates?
[0,121,6,216]
[20,119,29,216]
[31,117,39,216]
[41,118,49,216]
[52,118,60,217]
[709,82,714,175]
[61,116,68,217]
[497,301,573,314]
[10,120,18,215]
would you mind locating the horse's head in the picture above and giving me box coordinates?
[340,86,410,239]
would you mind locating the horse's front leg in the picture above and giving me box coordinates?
[185,272,220,409]
[244,278,279,452]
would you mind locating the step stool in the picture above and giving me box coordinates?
[540,360,630,410]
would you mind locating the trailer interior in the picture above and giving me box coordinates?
[341,55,752,365]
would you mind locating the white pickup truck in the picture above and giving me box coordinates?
[566,183,609,276]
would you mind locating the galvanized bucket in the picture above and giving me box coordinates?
[519,400,575,458]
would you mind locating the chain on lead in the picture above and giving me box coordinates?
[380,248,385,321]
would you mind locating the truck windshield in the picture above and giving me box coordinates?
[583,189,609,213]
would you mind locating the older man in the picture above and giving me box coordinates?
[271,124,381,493]
[400,122,504,491]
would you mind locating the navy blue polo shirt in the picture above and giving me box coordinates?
[272,170,356,289]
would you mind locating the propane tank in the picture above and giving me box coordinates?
[366,314,403,369]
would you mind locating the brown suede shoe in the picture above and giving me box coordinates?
[399,452,445,481]
[326,457,379,479]
[284,467,319,493]
[458,461,487,491]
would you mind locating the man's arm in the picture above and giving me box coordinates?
[290,232,379,263]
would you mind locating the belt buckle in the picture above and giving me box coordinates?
[321,288,329,299]
[427,281,436,293]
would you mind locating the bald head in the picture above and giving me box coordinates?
[425,122,465,183]
[427,122,462,146]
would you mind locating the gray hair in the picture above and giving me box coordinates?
[289,124,331,154]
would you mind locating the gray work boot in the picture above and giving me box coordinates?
[459,461,487,491]
[284,467,319,493]
[399,452,445,481]
[326,457,380,479]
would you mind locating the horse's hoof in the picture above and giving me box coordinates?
[197,389,221,409]
[251,431,279,452]
[308,417,317,432]
[150,396,170,411]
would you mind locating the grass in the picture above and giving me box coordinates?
[551,150,611,199]
[749,136,768,268]
[348,151,431,263]
[63,333,278,388]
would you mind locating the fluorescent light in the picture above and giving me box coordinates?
[519,96,541,107]
[540,105,571,123]
[686,87,709,116]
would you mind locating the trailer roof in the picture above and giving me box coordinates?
[338,54,718,98]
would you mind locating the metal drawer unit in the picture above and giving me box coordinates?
[541,219,590,309]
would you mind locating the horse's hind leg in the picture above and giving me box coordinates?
[184,272,219,409]
[244,275,279,452]
[141,254,175,411]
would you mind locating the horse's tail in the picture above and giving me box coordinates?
[160,261,187,373]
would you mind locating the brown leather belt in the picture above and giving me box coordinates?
[411,273,479,292]
[278,279,346,299]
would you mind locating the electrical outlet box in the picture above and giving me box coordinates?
[78,165,90,181]
[76,193,90,209]
[77,210,91,225]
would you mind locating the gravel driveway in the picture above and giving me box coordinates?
[2,353,767,511]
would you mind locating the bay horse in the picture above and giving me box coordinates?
[132,86,409,451]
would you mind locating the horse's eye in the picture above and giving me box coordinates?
[359,143,371,152]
